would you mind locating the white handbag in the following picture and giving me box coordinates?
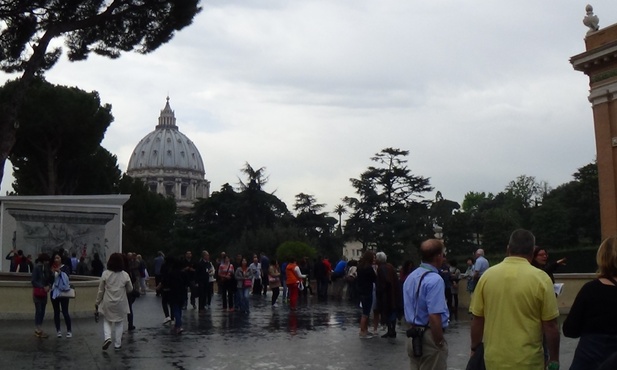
[59,287,76,298]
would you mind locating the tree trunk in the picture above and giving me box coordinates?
[0,28,55,186]
[0,104,18,186]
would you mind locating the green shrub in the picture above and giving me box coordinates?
[276,241,316,262]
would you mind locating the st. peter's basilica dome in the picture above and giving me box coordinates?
[126,98,210,210]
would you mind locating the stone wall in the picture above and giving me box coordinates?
[0,273,101,320]
[453,273,591,314]
[0,195,129,272]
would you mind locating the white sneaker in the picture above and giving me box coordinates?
[163,317,171,324]
[57,331,62,338]
[66,332,72,338]
[272,303,279,308]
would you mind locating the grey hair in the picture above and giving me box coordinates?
[508,229,535,256]
[375,252,387,263]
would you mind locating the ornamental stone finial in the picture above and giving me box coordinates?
[583,4,600,34]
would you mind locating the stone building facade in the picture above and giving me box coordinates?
[572,13,617,239]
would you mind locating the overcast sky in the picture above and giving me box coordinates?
[1,1,615,215]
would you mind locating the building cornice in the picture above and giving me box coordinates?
[588,80,617,106]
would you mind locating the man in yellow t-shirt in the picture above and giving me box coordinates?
[470,229,560,370]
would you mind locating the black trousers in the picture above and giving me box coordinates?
[184,281,196,308]
[198,281,213,309]
[220,282,234,309]
[51,297,72,332]
[252,279,262,295]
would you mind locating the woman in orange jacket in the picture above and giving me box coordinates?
[285,257,306,310]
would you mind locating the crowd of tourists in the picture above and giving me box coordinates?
[22,231,617,369]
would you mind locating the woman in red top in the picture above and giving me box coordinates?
[217,256,235,311]
[286,257,306,310]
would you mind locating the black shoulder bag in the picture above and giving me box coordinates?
[407,270,435,357]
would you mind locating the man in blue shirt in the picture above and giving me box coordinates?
[332,256,348,280]
[469,249,489,310]
[473,249,489,280]
[70,253,79,274]
[260,252,270,296]
[403,239,449,370]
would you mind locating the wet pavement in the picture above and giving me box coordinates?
[0,292,578,369]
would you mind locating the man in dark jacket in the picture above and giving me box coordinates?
[375,251,402,338]
[260,252,270,296]
[181,251,196,309]
[314,256,331,301]
[195,250,214,311]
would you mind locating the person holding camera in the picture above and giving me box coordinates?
[402,239,449,370]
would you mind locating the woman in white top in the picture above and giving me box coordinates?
[95,253,133,351]
[50,252,72,338]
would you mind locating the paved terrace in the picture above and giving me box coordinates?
[0,292,578,370]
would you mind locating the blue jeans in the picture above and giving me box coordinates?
[171,303,183,329]
[239,287,250,312]
[34,298,47,327]
[234,289,241,310]
[570,334,617,370]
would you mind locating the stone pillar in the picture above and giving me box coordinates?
[175,178,182,199]
[572,23,617,239]
[188,179,196,200]
[204,180,210,199]
[196,180,202,199]
[156,177,164,195]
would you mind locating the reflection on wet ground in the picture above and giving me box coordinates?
[0,292,578,369]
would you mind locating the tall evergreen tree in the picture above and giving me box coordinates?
[540,161,600,246]
[0,78,120,195]
[294,193,334,239]
[0,0,202,184]
[236,163,290,231]
[345,148,433,262]
[119,175,177,256]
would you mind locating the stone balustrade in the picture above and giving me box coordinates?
[0,272,101,320]
[455,273,592,314]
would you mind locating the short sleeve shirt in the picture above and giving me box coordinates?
[471,257,559,369]
[474,256,489,276]
[403,263,449,328]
